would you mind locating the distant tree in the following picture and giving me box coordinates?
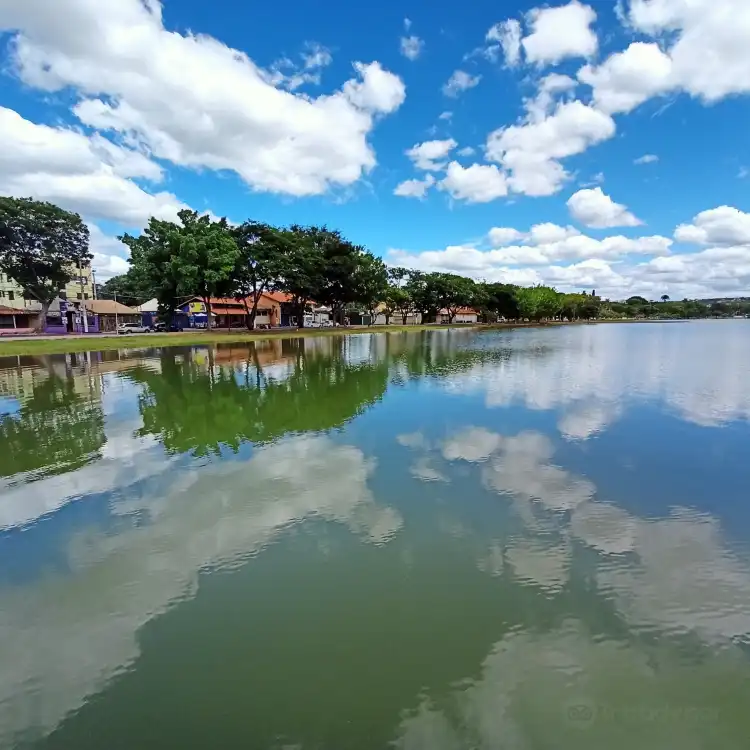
[483,283,520,321]
[626,295,649,306]
[661,294,670,302]
[353,252,388,325]
[437,273,476,323]
[0,197,91,328]
[515,285,561,322]
[231,220,289,329]
[98,269,151,306]
[406,271,451,323]
[384,286,413,324]
[387,266,410,288]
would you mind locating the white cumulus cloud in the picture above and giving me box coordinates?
[0,0,405,198]
[0,106,187,225]
[522,1,598,65]
[485,100,616,196]
[439,161,508,203]
[674,206,750,246]
[567,187,642,228]
[405,138,457,171]
[580,0,750,114]
[393,174,435,199]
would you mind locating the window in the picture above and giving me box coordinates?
[8,291,14,301]
[84,293,89,300]
[0,291,5,299]
[77,293,82,300]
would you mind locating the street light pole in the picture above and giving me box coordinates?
[79,260,89,333]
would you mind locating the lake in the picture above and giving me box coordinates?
[1,321,750,749]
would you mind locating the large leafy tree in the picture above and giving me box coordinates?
[515,285,562,322]
[279,225,327,327]
[478,282,520,322]
[309,226,369,323]
[353,252,388,324]
[0,197,91,328]
[406,271,443,323]
[436,273,476,323]
[167,210,239,328]
[121,218,184,323]
[122,210,238,328]
[383,286,412,324]
[231,220,289,329]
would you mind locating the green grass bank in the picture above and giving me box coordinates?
[0,324,482,356]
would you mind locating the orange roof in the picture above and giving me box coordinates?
[439,307,479,315]
[198,294,283,305]
[263,291,293,303]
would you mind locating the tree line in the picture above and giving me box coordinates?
[1,197,745,330]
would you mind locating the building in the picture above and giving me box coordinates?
[0,305,36,335]
[85,299,141,332]
[437,308,480,324]
[0,265,95,308]
[179,295,282,329]
[0,272,24,308]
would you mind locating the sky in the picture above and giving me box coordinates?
[0,0,749,299]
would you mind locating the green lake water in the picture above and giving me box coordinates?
[1,321,750,749]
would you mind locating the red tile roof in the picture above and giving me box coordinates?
[263,291,293,303]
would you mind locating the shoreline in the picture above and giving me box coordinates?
[0,317,729,357]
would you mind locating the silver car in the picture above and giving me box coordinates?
[117,323,152,334]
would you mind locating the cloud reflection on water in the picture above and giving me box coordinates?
[0,435,401,746]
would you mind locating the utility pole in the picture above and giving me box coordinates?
[92,269,97,299]
[79,259,89,333]
[114,291,119,331]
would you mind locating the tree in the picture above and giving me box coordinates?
[314,227,372,324]
[382,286,411,324]
[387,266,410,288]
[515,285,561,322]
[0,197,91,329]
[406,271,446,323]
[98,269,152,306]
[121,218,185,324]
[353,252,388,325]
[661,294,670,302]
[437,273,476,323]
[484,283,520,321]
[167,210,239,329]
[231,221,289,329]
[279,226,326,327]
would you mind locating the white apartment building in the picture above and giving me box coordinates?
[0,265,95,309]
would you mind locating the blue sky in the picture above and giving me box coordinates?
[0,0,749,298]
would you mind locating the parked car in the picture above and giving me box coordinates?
[152,322,183,332]
[117,323,152,334]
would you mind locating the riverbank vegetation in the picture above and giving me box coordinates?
[2,199,747,341]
